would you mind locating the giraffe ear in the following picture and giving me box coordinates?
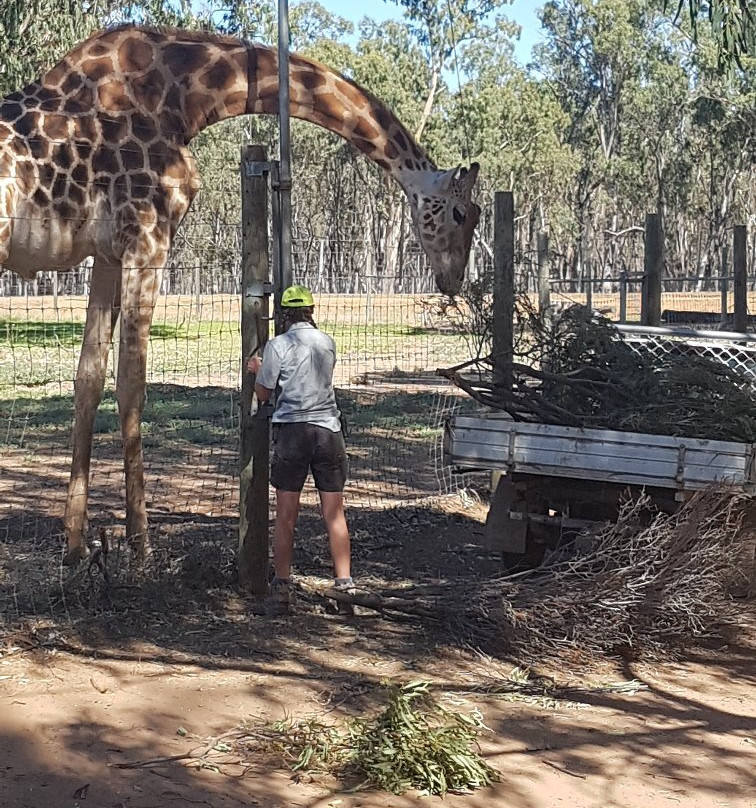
[434,167,460,193]
[459,163,480,192]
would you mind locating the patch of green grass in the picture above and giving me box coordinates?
[338,390,478,435]
[0,319,84,348]
[0,315,466,395]
[0,314,470,455]
[0,384,237,454]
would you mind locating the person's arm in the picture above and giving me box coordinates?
[255,379,273,403]
[246,355,274,402]
[250,343,282,404]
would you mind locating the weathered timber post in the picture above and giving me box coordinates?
[493,191,515,395]
[733,225,748,332]
[720,244,729,327]
[619,271,628,323]
[537,232,550,317]
[239,144,271,596]
[641,212,663,326]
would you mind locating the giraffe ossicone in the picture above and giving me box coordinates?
[0,24,480,562]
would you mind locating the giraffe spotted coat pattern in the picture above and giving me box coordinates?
[0,24,480,562]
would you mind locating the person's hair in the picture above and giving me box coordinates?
[283,305,316,329]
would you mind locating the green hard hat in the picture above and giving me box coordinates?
[281,285,314,308]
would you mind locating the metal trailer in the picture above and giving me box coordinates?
[444,415,756,567]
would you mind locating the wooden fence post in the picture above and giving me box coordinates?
[493,191,515,395]
[733,225,748,332]
[239,144,271,596]
[537,232,550,316]
[720,243,729,327]
[641,212,663,326]
[619,271,628,323]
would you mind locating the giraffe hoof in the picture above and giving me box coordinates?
[62,545,90,566]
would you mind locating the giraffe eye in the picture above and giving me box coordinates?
[452,206,466,225]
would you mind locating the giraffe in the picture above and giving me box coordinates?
[0,24,480,564]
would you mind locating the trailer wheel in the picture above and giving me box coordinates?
[484,476,547,571]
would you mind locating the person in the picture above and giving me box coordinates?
[246,285,354,616]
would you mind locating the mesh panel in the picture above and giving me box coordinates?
[619,325,756,385]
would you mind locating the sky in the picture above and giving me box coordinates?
[317,0,546,65]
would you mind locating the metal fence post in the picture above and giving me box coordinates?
[537,232,550,316]
[619,271,628,323]
[585,256,593,311]
[720,244,729,328]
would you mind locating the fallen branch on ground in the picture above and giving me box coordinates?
[303,488,755,662]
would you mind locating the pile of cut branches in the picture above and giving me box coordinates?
[452,488,753,660]
[302,489,753,661]
[117,681,500,797]
[438,305,756,442]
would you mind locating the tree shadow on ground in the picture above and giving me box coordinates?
[0,383,467,499]
[2,380,754,806]
[1,500,754,808]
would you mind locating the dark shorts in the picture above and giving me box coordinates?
[271,422,347,493]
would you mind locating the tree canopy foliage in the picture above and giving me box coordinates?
[0,0,753,294]
[667,0,755,69]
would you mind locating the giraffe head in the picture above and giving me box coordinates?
[405,163,480,297]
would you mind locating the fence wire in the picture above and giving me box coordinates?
[0,185,752,621]
[0,251,480,567]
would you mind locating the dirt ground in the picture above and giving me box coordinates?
[1,497,755,808]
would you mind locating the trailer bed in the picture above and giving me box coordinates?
[445,416,756,493]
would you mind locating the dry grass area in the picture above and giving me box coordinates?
[2,290,754,326]
[0,293,449,327]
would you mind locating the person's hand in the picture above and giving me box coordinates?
[247,356,262,375]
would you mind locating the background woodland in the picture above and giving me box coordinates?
[1,0,754,295]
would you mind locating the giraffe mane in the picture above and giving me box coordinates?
[50,23,436,172]
[85,22,246,48]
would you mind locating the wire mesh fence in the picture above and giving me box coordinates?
[0,182,752,612]
[619,324,756,386]
[0,247,482,571]
[542,272,756,328]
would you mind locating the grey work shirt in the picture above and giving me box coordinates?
[257,322,341,432]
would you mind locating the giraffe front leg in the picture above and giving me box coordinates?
[117,254,164,564]
[64,262,121,564]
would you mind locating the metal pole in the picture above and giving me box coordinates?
[537,232,550,317]
[585,256,593,311]
[277,0,293,326]
[619,271,628,324]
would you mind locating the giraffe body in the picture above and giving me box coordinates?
[0,25,480,562]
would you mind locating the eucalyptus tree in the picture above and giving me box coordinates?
[666,0,755,69]
[678,33,755,280]
[0,0,114,95]
[535,0,657,282]
[448,14,575,276]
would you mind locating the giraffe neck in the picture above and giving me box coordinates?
[246,45,437,183]
[37,26,435,186]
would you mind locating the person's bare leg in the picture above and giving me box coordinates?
[319,491,350,579]
[274,489,301,579]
